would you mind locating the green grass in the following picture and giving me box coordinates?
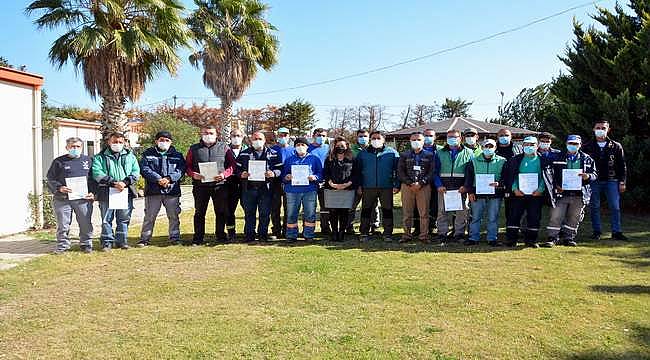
[0,201,648,359]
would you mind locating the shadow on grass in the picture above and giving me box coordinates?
[560,324,650,359]
[590,285,650,295]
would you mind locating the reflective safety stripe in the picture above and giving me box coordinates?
[562,225,578,231]
[506,226,520,229]
[439,173,464,178]
[546,226,561,230]
[304,222,317,226]
[226,225,235,230]
[287,223,299,228]
[320,210,329,214]
[527,228,539,231]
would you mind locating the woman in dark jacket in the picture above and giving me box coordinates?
[323,137,357,242]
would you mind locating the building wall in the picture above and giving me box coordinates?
[0,80,37,235]
[42,123,101,176]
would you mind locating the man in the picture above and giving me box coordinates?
[282,137,323,242]
[397,132,435,243]
[434,129,474,242]
[543,135,597,247]
[185,126,236,245]
[137,131,186,247]
[270,127,294,239]
[308,128,331,234]
[351,129,370,157]
[92,132,140,251]
[354,131,400,242]
[347,129,380,235]
[46,137,95,254]
[464,139,506,246]
[495,129,523,160]
[463,128,482,157]
[538,132,561,161]
[582,120,627,240]
[225,129,246,242]
[423,128,438,154]
[503,136,550,248]
[416,128,440,236]
[237,131,282,242]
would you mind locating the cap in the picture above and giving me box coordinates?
[277,127,290,134]
[567,134,582,142]
[523,136,538,144]
[293,137,309,146]
[154,131,172,141]
[463,128,478,135]
[482,139,496,147]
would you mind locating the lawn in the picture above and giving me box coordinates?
[0,201,648,359]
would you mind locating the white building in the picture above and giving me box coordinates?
[0,66,44,235]
[42,118,102,177]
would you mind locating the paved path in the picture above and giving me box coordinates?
[0,186,195,270]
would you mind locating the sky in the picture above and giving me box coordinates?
[0,0,616,129]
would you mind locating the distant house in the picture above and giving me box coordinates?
[0,66,44,235]
[386,117,537,142]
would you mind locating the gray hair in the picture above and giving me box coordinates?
[66,137,83,146]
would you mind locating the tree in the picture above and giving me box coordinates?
[278,99,315,136]
[497,84,557,131]
[26,0,190,141]
[188,0,279,139]
[399,104,438,129]
[439,97,473,119]
[0,56,10,67]
[142,112,199,158]
[552,0,650,208]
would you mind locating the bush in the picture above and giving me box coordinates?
[28,185,56,230]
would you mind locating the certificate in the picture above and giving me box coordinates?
[562,169,582,190]
[518,173,538,195]
[324,189,355,209]
[198,162,221,183]
[248,160,267,182]
[475,174,495,195]
[65,176,88,200]
[291,165,310,186]
[444,190,464,211]
[109,187,129,209]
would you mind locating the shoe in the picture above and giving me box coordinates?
[330,233,338,242]
[565,240,578,246]
[463,240,479,246]
[453,234,466,242]
[269,235,278,241]
[286,237,297,243]
[80,245,93,254]
[136,242,148,248]
[118,243,130,250]
[487,241,502,247]
[525,242,540,248]
[612,232,628,241]
[52,249,67,255]
[338,231,346,242]
[591,231,602,240]
[101,245,112,252]
[170,240,182,246]
[540,241,555,248]
[383,235,393,243]
[419,236,430,244]
[257,236,268,243]
[399,235,412,243]
[227,232,236,243]
[504,241,517,247]
[359,235,369,243]
[243,237,255,243]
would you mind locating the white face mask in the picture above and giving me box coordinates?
[202,134,217,144]
[110,143,124,153]
[410,140,424,150]
[295,145,308,155]
[230,136,243,146]
[465,136,477,146]
[371,139,384,149]
[157,141,171,151]
[252,139,265,150]
[538,142,551,150]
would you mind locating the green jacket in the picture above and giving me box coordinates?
[92,147,140,200]
[351,143,369,157]
[435,145,475,189]
[464,154,507,197]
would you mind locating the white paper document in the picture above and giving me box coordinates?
[475,174,495,195]
[248,160,267,182]
[518,173,539,195]
[109,187,129,209]
[444,190,464,211]
[291,165,310,186]
[562,169,582,191]
[198,162,221,183]
[65,176,88,200]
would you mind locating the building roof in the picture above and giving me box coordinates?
[55,117,101,130]
[386,117,537,138]
[0,66,44,89]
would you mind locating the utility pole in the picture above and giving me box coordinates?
[172,95,177,111]
[499,91,505,124]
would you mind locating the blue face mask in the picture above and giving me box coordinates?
[315,136,324,145]
[447,137,459,146]
[424,136,435,145]
[278,137,288,145]
[358,136,368,145]
[523,145,537,155]
[483,148,495,157]
[498,136,511,145]
[566,144,580,153]
[68,148,81,158]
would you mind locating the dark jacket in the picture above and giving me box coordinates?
[353,145,400,189]
[549,151,597,205]
[503,154,553,200]
[236,146,283,190]
[538,148,562,161]
[496,142,523,160]
[397,149,435,186]
[324,156,356,190]
[582,137,626,183]
[46,154,96,200]
[185,140,236,187]
[139,146,186,197]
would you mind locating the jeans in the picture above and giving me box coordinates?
[53,198,94,251]
[469,197,501,242]
[286,191,317,239]
[589,180,622,233]
[139,195,181,244]
[241,186,273,239]
[99,197,134,248]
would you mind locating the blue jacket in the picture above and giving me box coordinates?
[281,153,323,193]
[236,146,283,190]
[354,145,400,189]
[308,143,330,166]
[140,146,186,196]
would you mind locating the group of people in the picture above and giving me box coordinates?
[46,120,627,253]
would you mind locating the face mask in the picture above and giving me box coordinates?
[523,145,537,155]
[358,136,368,145]
[295,145,307,155]
[483,148,495,157]
[465,136,476,146]
[335,146,347,154]
[68,148,81,158]
[202,134,217,144]
[157,141,171,152]
[110,143,124,153]
[252,140,265,150]
[411,140,424,150]
[538,142,551,150]
[594,129,607,138]
[371,139,384,149]
[447,137,459,146]
[314,136,324,145]
[278,137,288,145]
[498,136,511,145]
[424,136,435,145]
[230,136,243,146]
[566,144,580,153]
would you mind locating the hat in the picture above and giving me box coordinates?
[482,138,496,147]
[154,131,172,140]
[567,134,582,143]
[277,127,290,134]
[523,136,538,144]
[538,131,555,140]
[463,127,478,135]
[293,137,309,146]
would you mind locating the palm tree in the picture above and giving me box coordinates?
[26,0,190,140]
[188,0,278,138]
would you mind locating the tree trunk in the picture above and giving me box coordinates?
[220,98,233,140]
[100,95,128,146]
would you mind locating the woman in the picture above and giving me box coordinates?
[323,136,356,242]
